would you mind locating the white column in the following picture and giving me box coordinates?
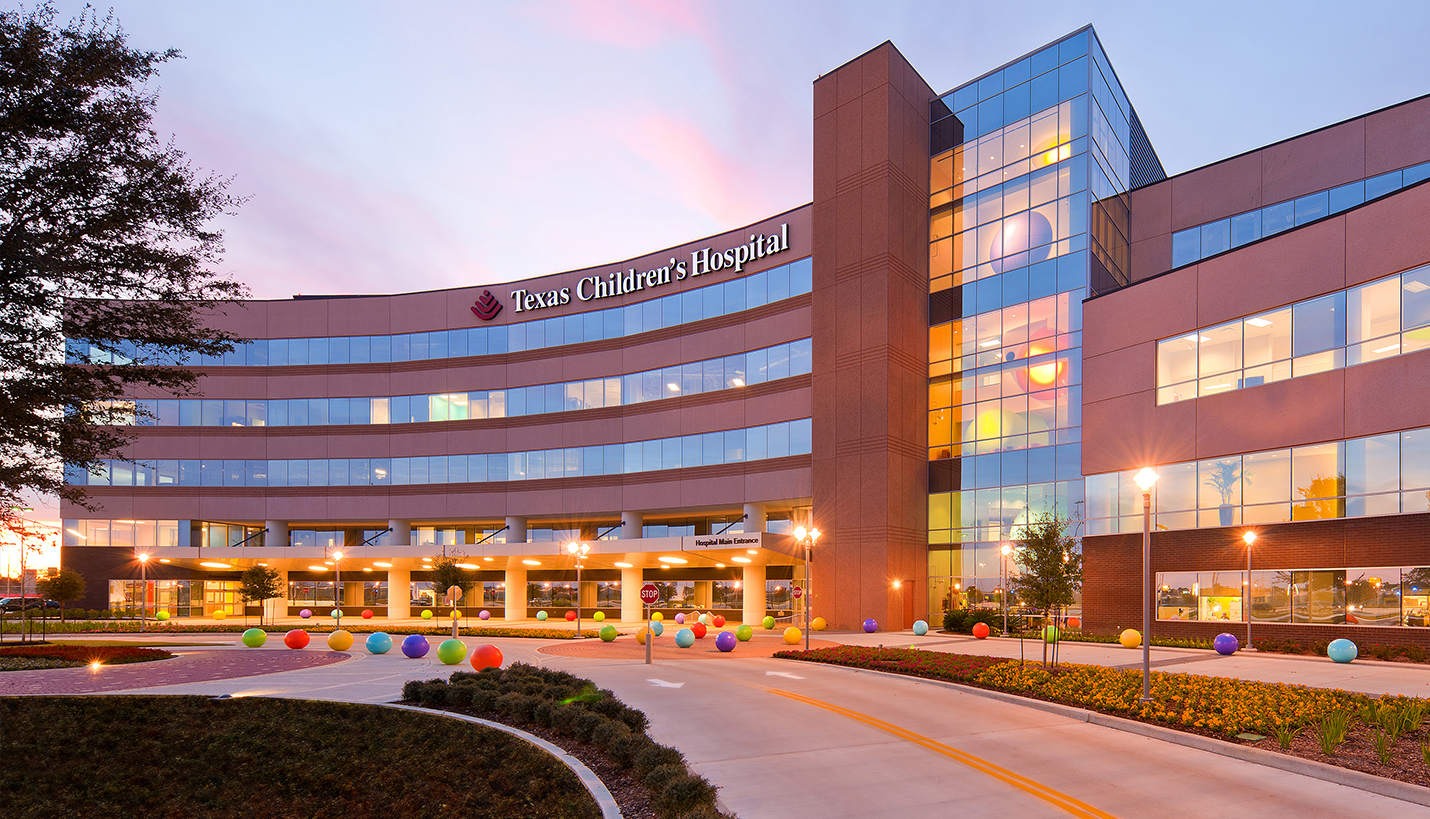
[264,521,289,547]
[621,511,643,538]
[742,564,767,626]
[742,503,766,532]
[506,516,527,543]
[264,568,288,622]
[620,566,643,623]
[695,580,712,609]
[386,567,410,619]
[504,566,527,621]
[388,520,411,547]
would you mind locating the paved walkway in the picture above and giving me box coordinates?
[0,648,348,694]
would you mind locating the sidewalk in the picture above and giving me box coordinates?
[826,629,1430,699]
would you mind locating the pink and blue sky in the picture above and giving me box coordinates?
[9,0,1427,569]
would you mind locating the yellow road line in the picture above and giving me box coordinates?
[768,688,1120,819]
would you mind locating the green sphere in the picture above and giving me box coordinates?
[155,611,170,621]
[241,628,267,648]
[762,616,776,629]
[536,610,548,621]
[735,624,753,642]
[436,638,467,665]
[599,625,618,642]
[1043,625,1060,643]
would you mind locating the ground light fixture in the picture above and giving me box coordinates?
[137,552,149,632]
[1133,467,1159,702]
[565,542,591,636]
[793,525,822,650]
[1243,530,1257,650]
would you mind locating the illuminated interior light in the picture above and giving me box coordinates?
[1246,317,1274,327]
[747,549,759,554]
[456,563,479,569]
[1405,280,1430,293]
[1372,343,1402,354]
[730,378,745,387]
[199,562,232,569]
[732,557,752,564]
[522,559,541,566]
[307,565,328,571]
[716,563,725,568]
[657,556,688,564]
[362,567,373,572]
[978,339,1001,348]
[666,383,680,392]
[374,562,392,567]
[65,529,86,539]
[1204,383,1233,391]
[613,562,633,568]
[483,557,494,562]
[158,559,171,563]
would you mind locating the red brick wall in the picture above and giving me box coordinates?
[1084,513,1430,647]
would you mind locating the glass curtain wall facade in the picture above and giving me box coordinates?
[926,28,1164,617]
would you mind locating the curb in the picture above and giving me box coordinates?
[378,702,622,819]
[799,661,1430,808]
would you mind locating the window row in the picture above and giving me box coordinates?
[66,419,814,488]
[926,479,1086,547]
[928,387,1082,461]
[73,258,812,368]
[1157,262,1430,404]
[934,30,1094,144]
[99,338,812,427]
[1086,427,1430,535]
[1156,567,1430,628]
[930,100,1085,205]
[1170,162,1430,269]
[931,292,1081,366]
[107,580,242,617]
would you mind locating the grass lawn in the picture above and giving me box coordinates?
[0,697,600,818]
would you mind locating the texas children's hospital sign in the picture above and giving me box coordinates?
[501,223,790,315]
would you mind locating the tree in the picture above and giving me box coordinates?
[0,4,246,526]
[1008,511,1082,664]
[428,557,474,605]
[239,565,282,626]
[35,566,84,622]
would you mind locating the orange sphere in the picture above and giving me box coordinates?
[972,622,990,639]
[470,644,503,671]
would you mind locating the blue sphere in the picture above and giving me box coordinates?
[649,620,664,637]
[1213,633,1239,655]
[863,618,878,633]
[715,631,737,652]
[400,634,430,659]
[675,628,695,648]
[1327,638,1358,664]
[912,620,929,636]
[366,632,393,654]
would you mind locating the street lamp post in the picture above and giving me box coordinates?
[333,550,344,629]
[1134,467,1159,703]
[1000,543,1012,635]
[792,525,821,651]
[566,542,590,636]
[1243,531,1257,651]
[137,552,149,633]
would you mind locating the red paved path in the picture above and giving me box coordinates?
[0,649,351,695]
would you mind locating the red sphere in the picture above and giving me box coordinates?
[361,609,374,619]
[283,629,310,649]
[471,644,503,671]
[971,622,990,640]
[712,615,726,628]
[692,622,707,639]
[1066,616,1081,630]
[564,610,577,621]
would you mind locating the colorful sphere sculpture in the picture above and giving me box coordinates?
[299,609,312,619]
[241,628,267,648]
[783,626,802,645]
[1328,638,1358,663]
[912,620,929,636]
[330,609,342,619]
[715,631,737,652]
[811,617,827,631]
[471,644,503,671]
[735,624,753,642]
[674,613,685,624]
[365,632,393,654]
[420,609,433,620]
[862,618,878,633]
[436,638,467,665]
[1066,616,1082,630]
[536,610,548,621]
[599,625,618,642]
[652,612,664,622]
[284,629,310,649]
[1213,633,1239,655]
[762,616,776,629]
[971,622,990,639]
[675,628,695,648]
[155,611,170,621]
[649,620,664,636]
[635,626,649,645]
[361,609,374,619]
[698,613,712,626]
[1043,625,1060,643]
[691,622,707,639]
[326,630,354,651]
[479,610,491,620]
[1119,628,1141,649]
[593,611,605,622]
[213,609,226,621]
[401,634,430,659]
[712,615,726,627]
[565,611,576,621]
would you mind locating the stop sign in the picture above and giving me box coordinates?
[640,583,660,604]
[792,585,803,599]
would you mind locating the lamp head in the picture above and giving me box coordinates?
[1243,531,1256,546]
[137,552,149,563]
[793,526,807,541]
[333,551,343,561]
[1000,544,1011,556]
[1134,467,1159,492]
[810,527,821,542]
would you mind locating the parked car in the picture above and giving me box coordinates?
[0,597,60,613]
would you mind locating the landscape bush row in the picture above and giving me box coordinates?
[403,663,730,819]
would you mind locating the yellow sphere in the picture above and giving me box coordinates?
[1119,628,1142,649]
[327,629,354,651]
[811,617,827,631]
[450,609,461,620]
[213,609,226,620]
[635,626,649,645]
[783,626,802,645]
[421,609,433,620]
[651,612,664,622]
[593,611,605,622]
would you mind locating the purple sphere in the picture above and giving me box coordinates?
[1213,633,1240,655]
[863,618,878,633]
[715,631,737,652]
[299,608,312,619]
[674,613,685,624]
[478,610,491,620]
[401,634,430,659]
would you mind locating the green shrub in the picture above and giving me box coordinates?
[574,711,606,742]
[444,686,474,707]
[533,701,557,727]
[620,705,649,733]
[469,688,497,712]
[609,733,651,766]
[591,719,629,751]
[496,692,538,723]
[548,703,581,737]
[658,773,718,816]
[644,763,685,794]
[635,743,684,778]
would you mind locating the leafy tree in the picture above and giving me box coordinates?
[239,565,282,625]
[428,557,474,606]
[0,4,246,526]
[1008,511,1083,629]
[35,567,84,622]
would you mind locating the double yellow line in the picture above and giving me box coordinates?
[769,688,1119,819]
